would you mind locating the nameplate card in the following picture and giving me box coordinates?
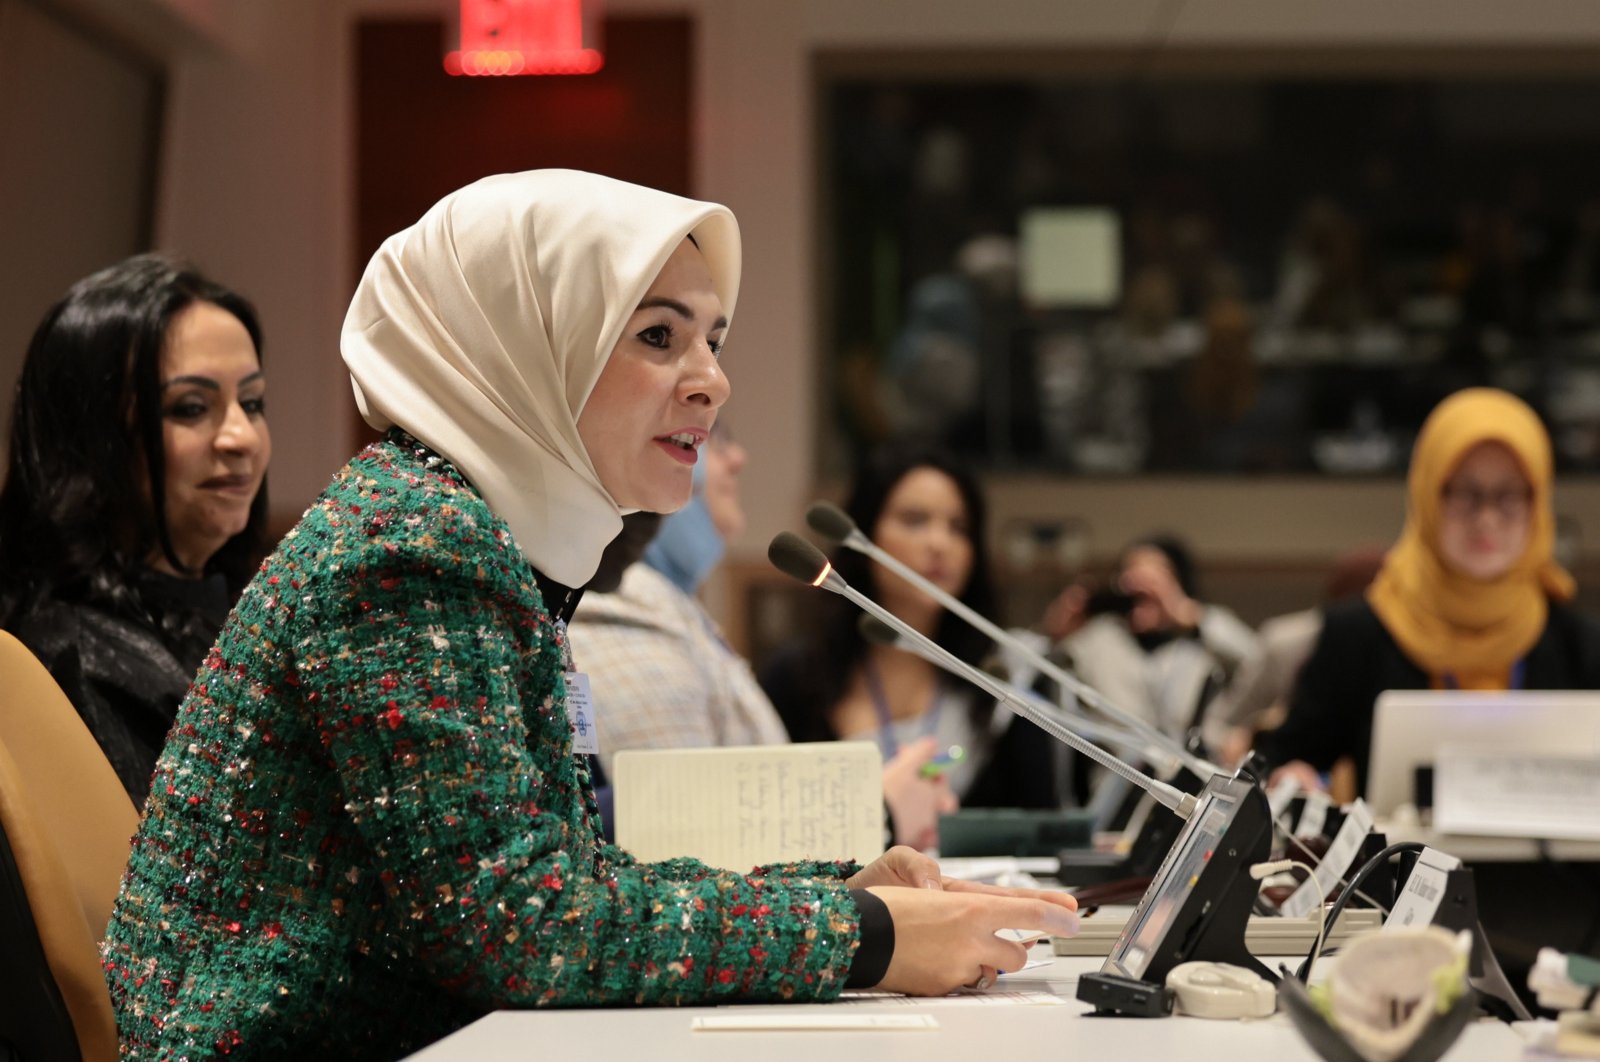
[1279,798,1374,919]
[1293,789,1332,840]
[614,742,884,870]
[1267,775,1301,820]
[1434,749,1600,841]
[1385,846,1461,931]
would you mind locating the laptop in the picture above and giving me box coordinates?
[1367,690,1600,817]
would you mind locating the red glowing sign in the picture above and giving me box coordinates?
[445,0,604,76]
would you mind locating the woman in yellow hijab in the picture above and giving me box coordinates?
[1257,387,1600,794]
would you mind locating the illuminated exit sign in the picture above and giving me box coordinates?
[445,0,604,76]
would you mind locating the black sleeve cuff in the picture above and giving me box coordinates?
[845,888,895,988]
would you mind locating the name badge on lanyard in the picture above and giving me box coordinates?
[555,619,600,757]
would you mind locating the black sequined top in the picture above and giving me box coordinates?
[7,569,229,803]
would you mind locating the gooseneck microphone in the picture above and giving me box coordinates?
[856,613,1182,769]
[769,532,1198,821]
[806,500,1222,779]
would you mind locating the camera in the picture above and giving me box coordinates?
[1085,586,1138,616]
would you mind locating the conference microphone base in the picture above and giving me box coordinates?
[1095,774,1276,993]
[1056,803,1186,886]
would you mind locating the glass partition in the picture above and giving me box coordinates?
[822,63,1600,477]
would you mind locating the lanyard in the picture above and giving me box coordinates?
[555,618,576,672]
[1441,658,1527,691]
[864,656,944,760]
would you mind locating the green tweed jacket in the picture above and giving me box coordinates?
[102,436,862,1060]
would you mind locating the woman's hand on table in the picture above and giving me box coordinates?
[863,887,1080,996]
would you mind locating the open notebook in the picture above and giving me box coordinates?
[613,742,884,870]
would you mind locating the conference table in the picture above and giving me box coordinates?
[404,823,1588,1060]
[405,946,1530,1061]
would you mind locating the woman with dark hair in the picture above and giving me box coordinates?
[761,443,1059,843]
[0,253,270,802]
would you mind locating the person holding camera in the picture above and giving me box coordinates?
[1042,535,1262,750]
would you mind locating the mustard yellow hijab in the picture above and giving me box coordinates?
[1368,387,1574,688]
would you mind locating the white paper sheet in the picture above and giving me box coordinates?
[1435,749,1600,841]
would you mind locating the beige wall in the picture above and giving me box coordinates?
[154,1,353,512]
[0,0,163,423]
[30,0,1600,609]
[1,0,354,514]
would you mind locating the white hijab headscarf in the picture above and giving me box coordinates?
[341,170,741,587]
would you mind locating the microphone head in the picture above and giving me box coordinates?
[768,531,834,587]
[857,613,902,648]
[805,501,858,545]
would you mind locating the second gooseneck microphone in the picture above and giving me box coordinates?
[856,613,1177,765]
[806,500,1222,779]
[768,532,1197,821]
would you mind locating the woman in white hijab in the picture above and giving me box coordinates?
[103,171,1077,1059]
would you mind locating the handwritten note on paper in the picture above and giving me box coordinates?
[1434,750,1600,841]
[613,742,884,869]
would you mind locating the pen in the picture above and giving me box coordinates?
[919,745,966,779]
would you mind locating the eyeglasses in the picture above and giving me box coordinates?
[1440,483,1532,520]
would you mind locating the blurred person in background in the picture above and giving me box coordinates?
[761,442,1061,833]
[0,254,270,803]
[571,428,789,775]
[571,430,960,850]
[1257,387,1600,795]
[1044,534,1262,753]
[1208,546,1386,772]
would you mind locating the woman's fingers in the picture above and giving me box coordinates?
[867,888,1077,995]
[845,844,944,890]
[981,895,1082,939]
[940,878,1080,912]
[976,937,1031,974]
[967,964,999,991]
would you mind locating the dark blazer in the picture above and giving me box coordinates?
[1254,596,1600,794]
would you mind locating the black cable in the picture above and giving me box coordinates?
[1295,840,1427,983]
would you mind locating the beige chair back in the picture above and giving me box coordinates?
[0,630,139,1062]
